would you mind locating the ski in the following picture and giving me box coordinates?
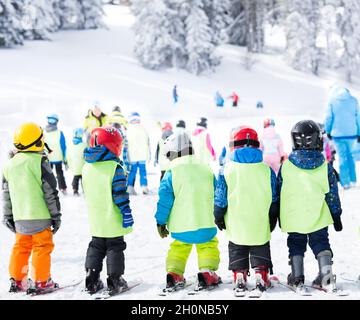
[304,284,349,297]
[28,280,83,297]
[269,276,312,296]
[158,281,194,297]
[93,279,143,300]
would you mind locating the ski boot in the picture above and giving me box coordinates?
[254,266,271,292]
[60,189,67,195]
[287,255,310,295]
[27,278,59,295]
[85,269,104,295]
[196,270,221,291]
[9,278,28,293]
[142,186,149,195]
[312,250,336,289]
[127,186,137,196]
[73,190,80,196]
[106,275,128,296]
[233,270,249,297]
[164,272,186,292]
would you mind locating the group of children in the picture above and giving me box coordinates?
[2,113,345,296]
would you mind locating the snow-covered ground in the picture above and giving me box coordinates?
[0,5,359,300]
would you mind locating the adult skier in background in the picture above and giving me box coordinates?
[155,132,221,292]
[82,127,134,296]
[107,106,128,130]
[214,126,278,295]
[278,120,343,293]
[83,102,108,143]
[126,112,151,195]
[2,123,61,294]
[174,120,187,135]
[192,117,216,165]
[173,85,178,104]
[67,128,86,196]
[44,114,68,194]
[154,122,173,181]
[324,87,360,189]
[215,91,224,107]
[228,92,239,107]
[260,118,286,174]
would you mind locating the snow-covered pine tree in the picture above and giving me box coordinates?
[54,0,82,30]
[78,0,105,30]
[0,0,23,47]
[338,0,360,82]
[21,0,58,40]
[185,0,220,75]
[133,0,178,70]
[286,0,321,74]
[228,0,247,46]
[245,0,265,53]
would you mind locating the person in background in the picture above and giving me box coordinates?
[260,118,286,174]
[83,101,108,144]
[215,91,224,107]
[155,132,221,292]
[67,128,86,196]
[107,106,128,130]
[192,117,216,165]
[174,120,187,135]
[3,123,61,294]
[173,85,178,104]
[228,92,239,107]
[324,87,360,189]
[44,114,67,194]
[154,122,173,181]
[126,112,151,195]
[257,101,264,109]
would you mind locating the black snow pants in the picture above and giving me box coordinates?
[85,237,127,276]
[72,175,82,192]
[228,241,273,271]
[51,163,67,190]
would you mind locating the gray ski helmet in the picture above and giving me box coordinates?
[176,120,186,129]
[197,117,208,128]
[162,132,192,158]
[113,106,121,113]
[291,120,323,151]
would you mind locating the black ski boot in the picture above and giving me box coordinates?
[85,269,104,295]
[312,250,336,288]
[106,274,128,296]
[287,256,305,287]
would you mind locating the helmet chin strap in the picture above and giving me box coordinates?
[44,143,53,154]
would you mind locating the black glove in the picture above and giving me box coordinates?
[51,219,61,234]
[157,224,169,238]
[327,133,332,140]
[357,136,360,143]
[270,215,278,232]
[4,218,15,233]
[333,216,343,232]
[215,218,226,231]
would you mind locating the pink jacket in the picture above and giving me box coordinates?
[260,127,285,173]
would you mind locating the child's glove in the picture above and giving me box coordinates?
[215,218,226,231]
[157,224,169,238]
[64,161,69,171]
[270,216,278,232]
[122,211,134,228]
[327,133,332,140]
[51,219,61,234]
[333,217,343,232]
[4,218,15,233]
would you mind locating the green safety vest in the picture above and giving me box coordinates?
[280,160,333,234]
[224,162,272,246]
[68,142,86,176]
[44,130,63,162]
[167,155,215,233]
[3,153,51,221]
[82,160,133,238]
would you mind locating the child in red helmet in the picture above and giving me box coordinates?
[214,126,279,296]
[82,127,134,296]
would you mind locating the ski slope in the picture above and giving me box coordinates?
[0,5,359,300]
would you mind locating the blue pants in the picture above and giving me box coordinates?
[333,138,357,187]
[128,161,148,187]
[287,228,332,258]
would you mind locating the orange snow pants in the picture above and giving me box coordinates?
[9,229,54,282]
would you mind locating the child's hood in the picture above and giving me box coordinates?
[288,150,325,170]
[230,147,263,164]
[84,145,119,164]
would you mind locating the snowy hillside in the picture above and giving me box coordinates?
[0,5,359,300]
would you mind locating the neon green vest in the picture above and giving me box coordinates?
[280,160,333,234]
[3,153,51,221]
[167,155,215,233]
[224,162,272,246]
[82,161,133,238]
[68,142,86,176]
[44,130,63,162]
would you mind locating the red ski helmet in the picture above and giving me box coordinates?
[90,127,123,156]
[230,126,260,151]
[162,122,173,132]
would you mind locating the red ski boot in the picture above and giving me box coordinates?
[254,266,271,292]
[165,272,186,292]
[27,278,59,295]
[197,270,222,290]
[9,278,28,293]
[234,270,249,296]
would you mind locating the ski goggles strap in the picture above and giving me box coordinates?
[230,139,260,149]
[14,133,44,151]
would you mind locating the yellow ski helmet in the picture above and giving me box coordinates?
[13,122,44,152]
